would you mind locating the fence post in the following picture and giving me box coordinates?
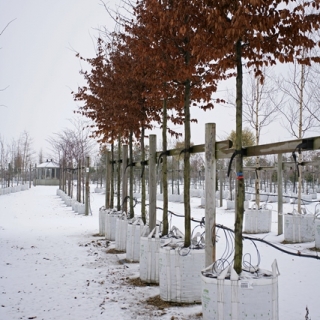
[277,153,283,235]
[122,145,128,213]
[149,134,157,232]
[205,123,216,267]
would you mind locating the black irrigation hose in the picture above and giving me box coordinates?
[138,202,320,260]
[215,223,320,261]
[154,206,204,224]
[121,195,138,208]
[244,191,320,204]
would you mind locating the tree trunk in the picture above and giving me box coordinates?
[110,143,114,208]
[129,130,134,218]
[141,127,146,224]
[162,98,169,236]
[105,151,110,209]
[117,136,121,211]
[255,80,260,208]
[122,144,128,214]
[297,62,305,214]
[77,159,81,202]
[234,39,245,275]
[184,79,191,248]
[85,156,90,216]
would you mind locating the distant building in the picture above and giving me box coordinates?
[34,159,60,186]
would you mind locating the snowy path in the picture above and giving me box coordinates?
[1,186,320,319]
[0,186,201,320]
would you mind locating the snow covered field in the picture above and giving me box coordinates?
[1,186,320,319]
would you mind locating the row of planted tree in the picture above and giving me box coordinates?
[70,1,320,319]
[93,126,320,320]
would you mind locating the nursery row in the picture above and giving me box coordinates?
[97,206,281,320]
[56,189,87,215]
[0,184,29,196]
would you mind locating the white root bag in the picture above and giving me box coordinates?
[140,226,161,284]
[314,217,320,248]
[72,200,78,212]
[99,207,107,236]
[126,218,149,262]
[284,213,315,243]
[115,215,128,251]
[244,209,272,233]
[201,260,280,320]
[105,210,122,241]
[76,203,85,214]
[159,246,205,303]
[140,226,184,284]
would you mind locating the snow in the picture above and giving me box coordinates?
[0,186,319,320]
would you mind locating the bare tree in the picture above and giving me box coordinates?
[277,60,320,139]
[242,67,281,207]
[277,52,320,213]
[0,131,35,187]
[47,117,97,198]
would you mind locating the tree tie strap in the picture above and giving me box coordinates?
[227,148,246,177]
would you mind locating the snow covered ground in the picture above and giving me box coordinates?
[0,186,319,320]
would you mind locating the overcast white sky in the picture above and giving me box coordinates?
[0,1,299,161]
[0,0,120,156]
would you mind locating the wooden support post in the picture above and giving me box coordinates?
[105,151,111,209]
[85,156,90,216]
[122,145,128,213]
[205,123,216,267]
[277,153,283,235]
[149,134,157,232]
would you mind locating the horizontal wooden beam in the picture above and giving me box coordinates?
[155,139,232,158]
[217,136,320,159]
[111,136,320,165]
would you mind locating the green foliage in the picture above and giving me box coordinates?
[228,127,255,147]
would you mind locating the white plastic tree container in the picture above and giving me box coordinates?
[140,226,184,284]
[243,208,272,233]
[125,217,149,262]
[283,212,315,243]
[105,209,122,241]
[99,206,107,236]
[201,260,280,320]
[158,229,205,303]
[115,214,128,251]
[315,216,320,249]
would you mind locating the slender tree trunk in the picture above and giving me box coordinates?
[117,136,121,211]
[141,127,146,224]
[234,39,245,275]
[184,79,191,248]
[255,80,260,208]
[162,98,169,236]
[105,151,110,209]
[85,156,90,216]
[129,130,134,218]
[110,143,114,208]
[122,144,128,214]
[297,62,305,214]
[68,163,71,197]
